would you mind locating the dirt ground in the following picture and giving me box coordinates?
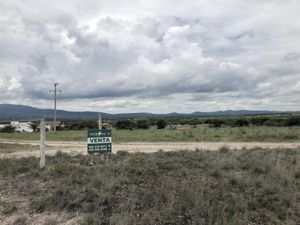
[1,139,300,158]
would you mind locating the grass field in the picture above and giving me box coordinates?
[1,126,300,142]
[0,143,39,154]
[0,148,299,224]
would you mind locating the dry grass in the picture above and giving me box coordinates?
[0,148,299,224]
[0,143,39,154]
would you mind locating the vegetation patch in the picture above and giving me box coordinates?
[0,143,39,154]
[2,126,300,142]
[0,148,299,224]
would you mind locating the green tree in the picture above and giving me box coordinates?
[30,122,38,132]
[157,119,167,129]
[284,116,300,126]
[137,120,150,129]
[234,118,250,127]
[0,125,15,133]
[205,119,225,128]
[115,120,136,130]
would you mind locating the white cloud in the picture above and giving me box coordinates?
[0,0,300,113]
[7,77,21,91]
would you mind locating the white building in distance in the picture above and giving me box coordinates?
[0,121,34,133]
[11,121,34,132]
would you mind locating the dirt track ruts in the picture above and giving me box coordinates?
[1,139,300,158]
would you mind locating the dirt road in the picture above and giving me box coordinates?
[1,139,300,158]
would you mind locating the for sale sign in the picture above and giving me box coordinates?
[87,129,112,154]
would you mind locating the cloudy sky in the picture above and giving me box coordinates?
[0,0,300,113]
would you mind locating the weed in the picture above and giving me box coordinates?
[43,217,58,225]
[2,204,17,215]
[0,148,299,224]
[219,145,230,153]
[13,215,28,225]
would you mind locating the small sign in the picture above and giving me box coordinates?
[87,129,112,154]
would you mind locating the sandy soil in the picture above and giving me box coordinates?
[1,139,300,158]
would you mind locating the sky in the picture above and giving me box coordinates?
[0,0,300,113]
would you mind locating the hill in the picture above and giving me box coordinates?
[0,104,290,121]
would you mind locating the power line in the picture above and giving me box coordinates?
[49,83,61,133]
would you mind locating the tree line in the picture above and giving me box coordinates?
[59,115,300,130]
[1,115,300,132]
[60,119,167,130]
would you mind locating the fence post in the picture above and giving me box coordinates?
[40,118,46,168]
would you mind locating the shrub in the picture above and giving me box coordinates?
[187,118,201,126]
[284,116,300,126]
[137,120,150,129]
[0,125,15,133]
[30,122,39,132]
[64,120,98,130]
[219,146,230,153]
[43,218,58,225]
[249,117,269,126]
[157,119,167,129]
[3,204,17,215]
[13,215,28,225]
[115,120,136,130]
[234,118,250,127]
[264,117,285,126]
[205,119,225,127]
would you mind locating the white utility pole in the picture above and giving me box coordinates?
[49,83,61,133]
[98,113,102,129]
[40,118,46,168]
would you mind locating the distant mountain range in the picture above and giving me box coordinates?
[0,104,295,121]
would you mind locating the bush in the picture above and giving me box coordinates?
[157,119,167,129]
[187,118,201,126]
[30,122,39,132]
[64,120,98,130]
[0,125,15,133]
[137,120,150,129]
[284,116,300,126]
[264,117,285,126]
[249,117,269,126]
[219,146,230,153]
[234,118,250,127]
[13,215,28,225]
[115,120,136,130]
[205,119,225,127]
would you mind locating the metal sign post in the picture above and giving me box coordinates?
[88,113,111,164]
[87,129,112,154]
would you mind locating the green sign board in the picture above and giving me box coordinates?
[87,129,112,154]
